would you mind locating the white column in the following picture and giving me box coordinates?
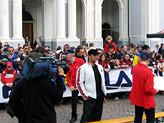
[95,1,103,40]
[12,0,23,40]
[56,0,66,39]
[68,0,78,39]
[0,0,10,40]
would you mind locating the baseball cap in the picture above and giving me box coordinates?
[64,50,74,55]
[141,52,151,59]
[88,49,100,56]
[6,61,13,67]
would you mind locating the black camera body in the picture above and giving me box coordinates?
[23,57,70,80]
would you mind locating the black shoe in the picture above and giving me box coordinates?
[70,117,77,123]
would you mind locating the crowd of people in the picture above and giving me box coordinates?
[0,35,163,123]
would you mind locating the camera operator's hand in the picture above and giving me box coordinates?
[58,66,64,75]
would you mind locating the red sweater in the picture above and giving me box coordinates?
[120,58,132,68]
[1,69,17,84]
[104,42,118,53]
[98,61,109,68]
[129,63,157,109]
[67,57,85,88]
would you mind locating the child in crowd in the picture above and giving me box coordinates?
[1,61,17,88]
[120,54,132,69]
[155,54,164,76]
[113,59,121,69]
[149,52,157,67]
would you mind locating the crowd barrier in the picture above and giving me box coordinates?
[0,66,157,103]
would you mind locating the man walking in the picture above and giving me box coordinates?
[65,50,85,123]
[129,52,159,123]
[76,49,106,123]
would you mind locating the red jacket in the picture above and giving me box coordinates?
[1,69,17,84]
[104,42,118,53]
[98,61,109,68]
[120,58,132,68]
[67,57,85,88]
[129,63,157,109]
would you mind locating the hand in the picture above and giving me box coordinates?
[104,69,110,72]
[70,86,75,91]
[5,83,13,88]
[156,89,159,93]
[126,65,129,69]
[58,67,64,75]
[104,98,107,104]
[8,54,12,59]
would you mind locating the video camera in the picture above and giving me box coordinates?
[23,57,70,80]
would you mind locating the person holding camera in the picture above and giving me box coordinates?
[7,51,65,123]
[65,50,85,123]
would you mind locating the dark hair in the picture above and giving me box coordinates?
[108,45,114,49]
[156,54,162,60]
[35,47,44,54]
[56,46,62,51]
[99,53,108,62]
[89,43,94,47]
[44,46,50,49]
[23,44,28,48]
[76,45,83,53]
[84,43,88,47]
[141,54,149,61]
[18,47,23,51]
[142,45,150,51]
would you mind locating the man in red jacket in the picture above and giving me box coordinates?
[1,61,17,87]
[65,50,85,123]
[129,52,158,123]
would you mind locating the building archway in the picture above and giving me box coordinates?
[102,0,123,43]
[23,11,34,48]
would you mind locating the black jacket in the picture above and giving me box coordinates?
[8,75,64,123]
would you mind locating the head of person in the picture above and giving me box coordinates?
[83,43,88,50]
[23,44,29,53]
[63,44,70,52]
[65,50,75,61]
[18,43,21,48]
[76,45,84,57]
[124,54,130,61]
[106,35,112,43]
[121,45,128,52]
[133,48,138,55]
[6,61,13,71]
[18,47,24,55]
[141,52,151,65]
[113,59,120,66]
[70,46,76,53]
[156,44,159,48]
[88,49,100,64]
[56,46,62,51]
[99,53,107,62]
[108,45,114,53]
[44,46,50,52]
[142,45,150,53]
[8,47,15,56]
[89,43,94,48]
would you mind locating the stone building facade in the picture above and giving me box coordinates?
[0,0,161,50]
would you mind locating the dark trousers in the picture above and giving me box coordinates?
[71,90,79,118]
[80,96,104,123]
[134,105,155,123]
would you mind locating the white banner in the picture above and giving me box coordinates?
[0,66,158,103]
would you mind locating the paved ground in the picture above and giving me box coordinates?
[0,94,164,123]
